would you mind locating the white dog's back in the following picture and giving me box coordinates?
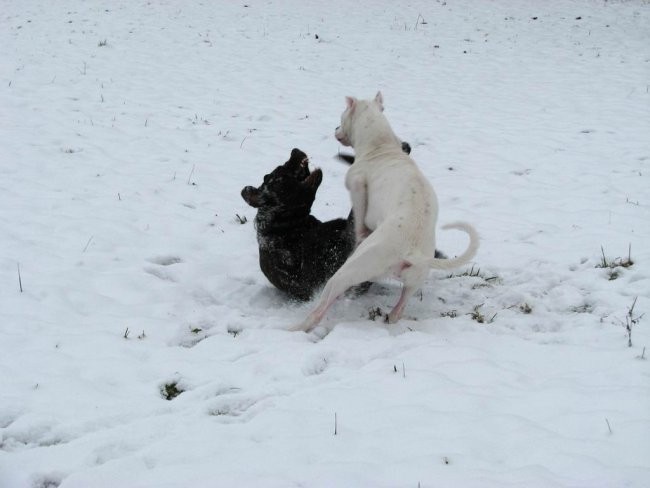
[349,150,438,260]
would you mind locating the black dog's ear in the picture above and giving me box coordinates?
[289,148,308,165]
[241,186,262,208]
[290,148,306,160]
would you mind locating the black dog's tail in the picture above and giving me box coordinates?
[336,153,356,165]
[336,141,412,166]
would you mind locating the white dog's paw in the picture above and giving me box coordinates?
[288,317,321,333]
[287,322,308,333]
[310,326,330,340]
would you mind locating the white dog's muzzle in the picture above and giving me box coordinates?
[335,126,351,146]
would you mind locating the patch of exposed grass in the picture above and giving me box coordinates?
[468,304,497,324]
[161,382,184,401]
[368,307,385,321]
[440,310,458,318]
[595,245,634,280]
[447,265,499,288]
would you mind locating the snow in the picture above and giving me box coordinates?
[1,0,649,486]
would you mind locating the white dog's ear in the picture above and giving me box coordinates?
[345,96,357,112]
[374,91,384,111]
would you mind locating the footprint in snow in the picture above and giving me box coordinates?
[207,394,270,423]
[302,355,330,376]
[143,266,177,282]
[144,255,183,281]
[31,473,64,488]
[147,255,182,266]
[0,416,67,451]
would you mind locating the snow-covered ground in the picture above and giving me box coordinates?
[2,1,649,486]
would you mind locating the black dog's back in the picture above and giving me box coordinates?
[258,217,353,301]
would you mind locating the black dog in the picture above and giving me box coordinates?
[242,148,354,300]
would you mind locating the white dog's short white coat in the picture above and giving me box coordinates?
[292,92,479,332]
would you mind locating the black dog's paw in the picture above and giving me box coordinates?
[241,186,261,208]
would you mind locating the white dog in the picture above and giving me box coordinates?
[292,92,479,332]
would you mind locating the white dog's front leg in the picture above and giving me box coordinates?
[348,176,369,245]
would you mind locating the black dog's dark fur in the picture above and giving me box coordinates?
[242,148,354,300]
[336,141,412,165]
[242,143,442,301]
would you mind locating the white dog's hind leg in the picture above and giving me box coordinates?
[291,239,396,332]
[387,261,429,323]
[387,285,416,324]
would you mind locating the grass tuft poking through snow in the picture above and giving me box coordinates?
[161,383,184,401]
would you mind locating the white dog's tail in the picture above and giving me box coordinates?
[429,222,479,270]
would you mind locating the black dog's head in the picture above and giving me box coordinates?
[241,148,323,220]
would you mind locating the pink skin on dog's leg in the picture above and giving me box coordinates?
[348,177,368,246]
[387,285,415,324]
[387,260,427,324]
[300,302,332,332]
[356,227,371,248]
[294,279,346,332]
